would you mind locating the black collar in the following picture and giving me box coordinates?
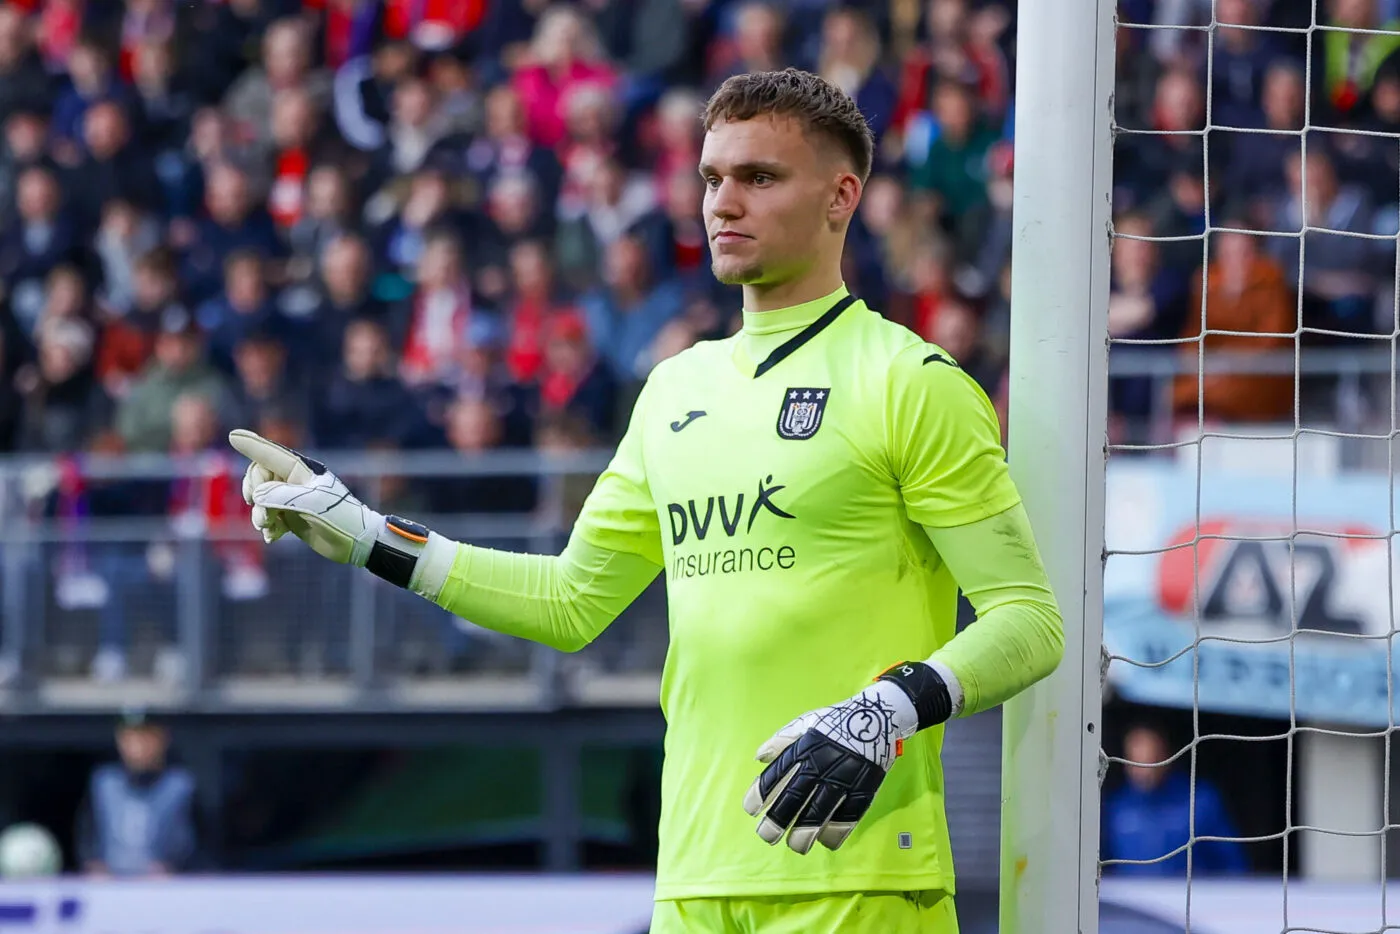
[752,294,857,379]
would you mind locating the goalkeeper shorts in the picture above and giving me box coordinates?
[648,889,957,934]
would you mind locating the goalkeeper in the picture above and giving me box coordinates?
[230,68,1063,934]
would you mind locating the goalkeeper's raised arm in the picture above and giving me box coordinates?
[228,409,665,655]
[231,66,1065,934]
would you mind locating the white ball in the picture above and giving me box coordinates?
[0,823,62,878]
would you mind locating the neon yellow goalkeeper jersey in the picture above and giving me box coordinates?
[572,285,1021,901]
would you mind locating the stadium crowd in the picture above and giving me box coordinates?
[0,0,1393,500]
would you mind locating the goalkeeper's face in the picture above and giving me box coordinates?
[700,115,854,288]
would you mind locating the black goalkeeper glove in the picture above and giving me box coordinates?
[741,661,953,855]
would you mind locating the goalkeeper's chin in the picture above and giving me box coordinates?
[711,257,765,286]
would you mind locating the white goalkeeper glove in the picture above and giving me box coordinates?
[227,429,454,596]
[742,660,956,855]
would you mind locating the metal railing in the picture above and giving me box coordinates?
[0,348,1390,712]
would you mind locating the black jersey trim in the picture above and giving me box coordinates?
[752,294,858,379]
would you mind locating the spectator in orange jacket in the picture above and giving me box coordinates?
[1172,218,1296,423]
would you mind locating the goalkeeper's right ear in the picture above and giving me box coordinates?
[227,430,456,601]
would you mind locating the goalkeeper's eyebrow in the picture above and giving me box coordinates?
[699,160,789,180]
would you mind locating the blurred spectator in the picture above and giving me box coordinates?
[816,7,897,145]
[51,38,134,158]
[908,80,999,258]
[923,292,1000,395]
[501,239,574,384]
[180,162,285,304]
[313,316,424,448]
[115,306,232,454]
[556,156,656,291]
[581,233,684,383]
[66,101,163,236]
[224,17,333,157]
[511,5,616,148]
[197,250,294,375]
[76,710,197,878]
[95,247,184,400]
[536,311,618,437]
[428,395,538,513]
[1209,0,1290,130]
[1102,722,1247,877]
[15,314,107,453]
[1109,213,1189,428]
[303,232,390,375]
[231,329,308,437]
[265,87,357,230]
[465,84,563,210]
[1317,0,1400,121]
[367,74,451,190]
[1172,220,1295,422]
[130,39,194,157]
[397,228,484,387]
[1,164,80,336]
[1220,60,1305,217]
[0,108,50,226]
[94,200,162,319]
[1266,147,1380,338]
[712,2,786,87]
[0,6,52,124]
[285,164,357,283]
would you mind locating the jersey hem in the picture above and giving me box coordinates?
[653,872,955,902]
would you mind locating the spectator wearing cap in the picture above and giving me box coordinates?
[0,7,55,125]
[313,316,425,448]
[536,310,618,438]
[76,710,198,877]
[115,306,231,453]
[0,164,81,337]
[580,233,686,384]
[15,314,107,453]
[511,5,617,150]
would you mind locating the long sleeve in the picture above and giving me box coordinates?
[920,502,1065,716]
[432,533,661,653]
[414,368,665,651]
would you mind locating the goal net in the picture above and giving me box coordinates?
[1006,0,1400,932]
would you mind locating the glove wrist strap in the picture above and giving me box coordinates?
[365,515,431,589]
[877,661,953,732]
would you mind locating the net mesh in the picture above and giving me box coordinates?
[1102,0,1399,930]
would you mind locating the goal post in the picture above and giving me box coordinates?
[1001,0,1117,929]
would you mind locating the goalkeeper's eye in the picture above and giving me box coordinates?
[704,176,721,190]
[751,173,774,187]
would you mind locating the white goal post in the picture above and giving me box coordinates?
[1001,0,1117,930]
